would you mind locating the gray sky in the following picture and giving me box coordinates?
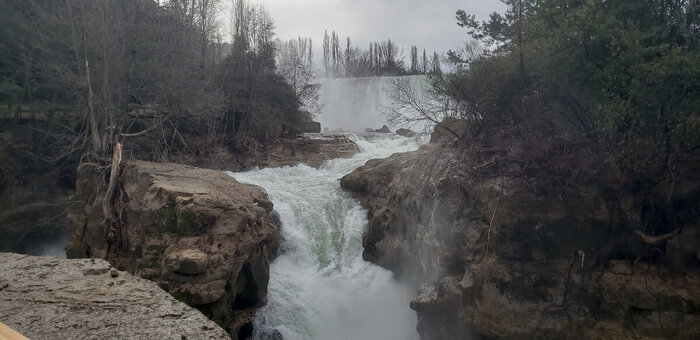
[230,0,505,57]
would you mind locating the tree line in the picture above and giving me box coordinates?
[321,30,441,78]
[0,0,312,165]
[387,0,699,236]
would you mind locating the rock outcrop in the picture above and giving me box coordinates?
[67,161,280,339]
[396,128,416,137]
[375,125,392,133]
[0,252,230,340]
[240,134,359,169]
[341,126,700,339]
[181,134,359,171]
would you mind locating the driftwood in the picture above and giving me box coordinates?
[634,228,679,246]
[102,141,122,224]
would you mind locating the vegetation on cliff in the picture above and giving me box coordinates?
[389,0,699,243]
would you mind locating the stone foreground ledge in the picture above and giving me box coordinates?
[0,253,230,340]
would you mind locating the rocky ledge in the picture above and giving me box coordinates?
[341,126,700,339]
[67,161,280,339]
[0,253,230,340]
[183,133,360,171]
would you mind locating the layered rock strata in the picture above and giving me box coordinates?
[67,161,280,339]
[0,252,230,340]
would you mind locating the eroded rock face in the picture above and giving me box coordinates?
[0,253,230,340]
[341,132,700,339]
[66,161,280,339]
[178,134,359,171]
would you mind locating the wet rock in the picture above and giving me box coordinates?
[0,253,229,340]
[375,125,392,133]
[396,128,416,137]
[259,329,284,340]
[239,134,360,169]
[67,161,280,339]
[365,128,375,132]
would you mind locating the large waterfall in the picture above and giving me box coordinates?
[231,134,424,340]
[317,75,429,132]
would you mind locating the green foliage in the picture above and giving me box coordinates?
[442,0,700,234]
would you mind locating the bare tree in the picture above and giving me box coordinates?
[277,37,321,116]
[384,76,462,138]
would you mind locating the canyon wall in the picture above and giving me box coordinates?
[341,124,700,339]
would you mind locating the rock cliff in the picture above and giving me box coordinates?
[67,161,280,339]
[0,252,230,340]
[341,126,700,339]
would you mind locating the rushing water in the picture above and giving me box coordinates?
[229,133,424,340]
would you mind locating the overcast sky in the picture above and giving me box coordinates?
[224,0,505,56]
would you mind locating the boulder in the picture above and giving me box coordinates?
[396,128,416,137]
[67,161,280,339]
[301,121,321,133]
[0,253,230,340]
[365,128,375,133]
[375,125,392,133]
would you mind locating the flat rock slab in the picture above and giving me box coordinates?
[0,253,229,340]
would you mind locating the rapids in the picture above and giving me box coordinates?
[230,133,425,340]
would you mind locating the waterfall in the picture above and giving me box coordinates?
[317,75,429,132]
[230,133,426,340]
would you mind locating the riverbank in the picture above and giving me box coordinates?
[341,121,700,339]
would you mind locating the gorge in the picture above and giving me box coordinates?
[1,0,698,339]
[233,133,424,340]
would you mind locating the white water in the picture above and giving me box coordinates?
[317,76,429,132]
[229,133,424,340]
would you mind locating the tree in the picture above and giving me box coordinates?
[278,37,321,117]
[431,51,441,74]
[331,31,340,77]
[345,37,352,77]
[323,30,330,76]
[410,46,419,74]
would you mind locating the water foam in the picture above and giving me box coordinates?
[229,133,425,340]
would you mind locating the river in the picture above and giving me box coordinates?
[229,133,423,340]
